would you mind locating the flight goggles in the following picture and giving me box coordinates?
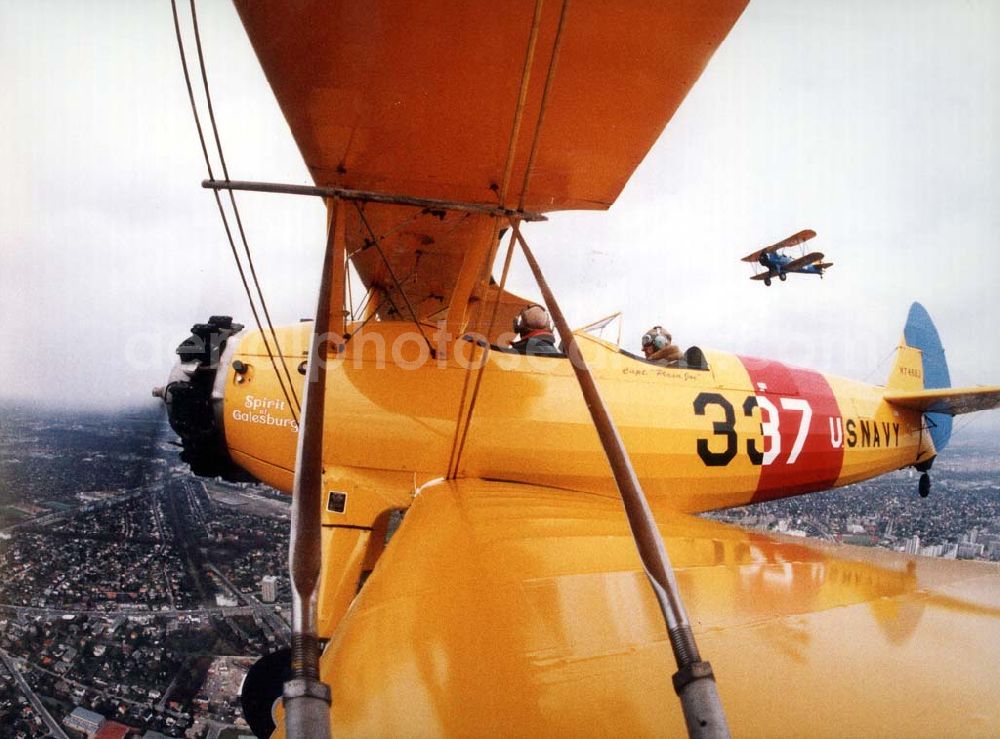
[642,332,668,349]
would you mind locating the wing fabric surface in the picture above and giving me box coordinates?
[302,479,1000,737]
[233,0,747,212]
[885,386,1000,415]
[768,228,817,250]
[233,1,748,338]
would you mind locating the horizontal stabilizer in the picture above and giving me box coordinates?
[884,386,1000,415]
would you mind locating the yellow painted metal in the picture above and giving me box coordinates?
[315,526,369,639]
[222,321,1000,736]
[223,323,927,512]
[825,373,924,488]
[887,340,926,392]
[308,479,1000,737]
[222,321,957,652]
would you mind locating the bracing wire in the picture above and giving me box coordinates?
[863,345,899,384]
[353,286,375,323]
[187,6,301,412]
[517,0,571,213]
[171,0,300,422]
[346,257,355,321]
[353,202,437,357]
[187,0,301,415]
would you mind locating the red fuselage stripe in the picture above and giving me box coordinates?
[737,356,845,502]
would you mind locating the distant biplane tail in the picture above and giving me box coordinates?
[882,302,1000,455]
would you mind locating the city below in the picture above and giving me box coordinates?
[0,402,997,738]
[0,404,289,738]
[706,430,1000,560]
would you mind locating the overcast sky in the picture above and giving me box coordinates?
[1,1,998,436]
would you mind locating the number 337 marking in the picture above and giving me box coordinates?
[693,392,812,467]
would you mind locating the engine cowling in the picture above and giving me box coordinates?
[154,315,257,482]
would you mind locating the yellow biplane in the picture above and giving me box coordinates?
[160,1,1000,736]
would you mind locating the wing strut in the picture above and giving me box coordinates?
[284,199,348,739]
[514,223,730,739]
[202,178,548,221]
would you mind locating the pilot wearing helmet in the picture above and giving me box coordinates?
[641,326,683,364]
[511,304,560,356]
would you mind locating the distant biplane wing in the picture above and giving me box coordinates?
[302,478,1000,736]
[783,251,825,272]
[771,228,817,250]
[740,248,768,263]
[233,1,749,339]
[884,386,1000,415]
[750,272,772,281]
[741,229,817,262]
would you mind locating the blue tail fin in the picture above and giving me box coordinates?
[902,302,952,453]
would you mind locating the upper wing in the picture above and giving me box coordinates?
[233,0,748,213]
[771,228,817,249]
[740,245,773,262]
[885,386,1000,415]
[233,1,748,340]
[303,478,1000,737]
[783,251,825,272]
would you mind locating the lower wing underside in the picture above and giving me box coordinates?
[295,478,1000,737]
[783,251,825,272]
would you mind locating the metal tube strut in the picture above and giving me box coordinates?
[202,179,548,222]
[285,200,345,738]
[514,225,730,739]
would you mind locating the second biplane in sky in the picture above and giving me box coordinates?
[742,228,833,285]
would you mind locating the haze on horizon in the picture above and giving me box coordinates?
[1,1,998,434]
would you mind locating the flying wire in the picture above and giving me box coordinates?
[863,345,899,384]
[353,202,437,357]
[498,0,545,206]
[346,257,355,320]
[452,0,569,472]
[517,0,571,213]
[172,0,301,424]
[353,286,375,322]
[186,0,301,417]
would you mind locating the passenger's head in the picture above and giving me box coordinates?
[513,304,552,337]
[641,326,671,357]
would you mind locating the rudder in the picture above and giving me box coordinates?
[887,302,952,452]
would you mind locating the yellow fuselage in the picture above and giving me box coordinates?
[224,321,927,518]
[216,320,937,678]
